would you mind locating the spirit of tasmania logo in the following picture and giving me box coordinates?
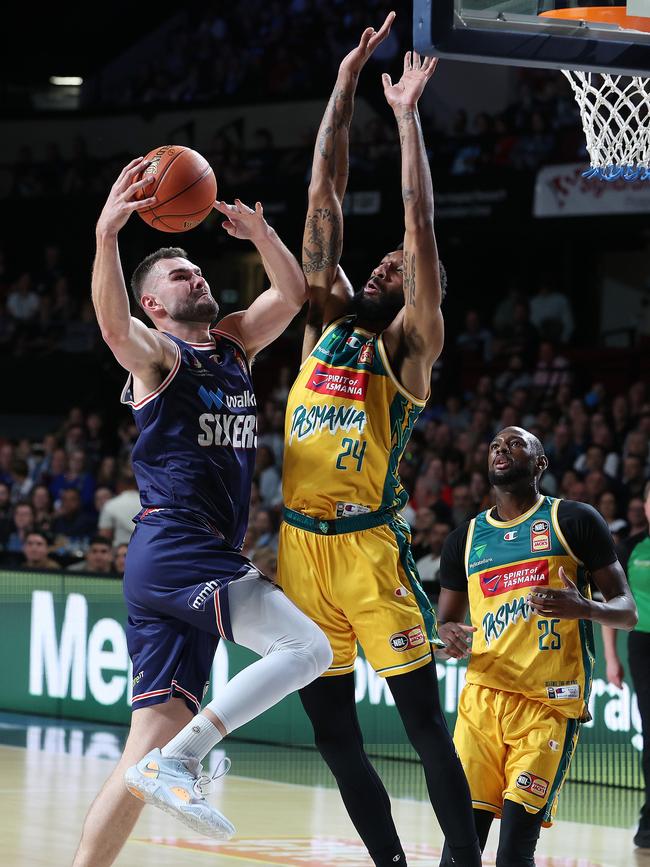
[479,559,549,598]
[306,363,369,402]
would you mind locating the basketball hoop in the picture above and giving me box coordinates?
[540,7,650,180]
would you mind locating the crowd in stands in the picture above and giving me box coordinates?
[4,2,590,202]
[6,86,585,203]
[1,264,649,604]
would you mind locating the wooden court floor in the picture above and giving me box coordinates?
[1,715,649,866]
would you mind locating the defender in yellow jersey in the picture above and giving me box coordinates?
[438,426,637,866]
[277,16,481,867]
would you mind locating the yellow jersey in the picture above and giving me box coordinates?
[442,496,595,719]
[283,316,426,520]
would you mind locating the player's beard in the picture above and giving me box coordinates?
[350,289,403,326]
[170,294,219,323]
[488,462,534,488]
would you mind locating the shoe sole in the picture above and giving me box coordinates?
[124,767,235,840]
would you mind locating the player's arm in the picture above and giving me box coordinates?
[436,522,477,659]
[527,501,638,630]
[302,13,395,360]
[600,538,633,687]
[382,53,441,401]
[93,157,175,378]
[215,199,307,358]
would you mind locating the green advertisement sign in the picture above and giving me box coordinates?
[0,569,643,788]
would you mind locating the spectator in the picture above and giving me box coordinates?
[9,459,33,503]
[67,535,115,573]
[622,455,647,505]
[113,542,129,577]
[455,309,493,362]
[597,490,627,542]
[575,444,617,482]
[49,448,96,510]
[451,484,474,527]
[255,445,282,506]
[0,443,14,487]
[252,545,277,582]
[532,341,572,400]
[30,484,54,532]
[22,530,61,571]
[7,273,40,324]
[94,486,115,518]
[416,521,451,601]
[97,466,141,545]
[250,506,279,553]
[529,275,574,342]
[2,502,35,554]
[52,488,96,554]
[96,455,118,489]
[0,482,11,521]
[628,497,648,537]
[411,507,436,560]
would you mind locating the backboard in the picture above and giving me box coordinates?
[413,0,650,75]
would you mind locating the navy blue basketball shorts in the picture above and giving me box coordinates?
[124,508,261,714]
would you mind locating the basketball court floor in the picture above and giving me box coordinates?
[1,711,647,867]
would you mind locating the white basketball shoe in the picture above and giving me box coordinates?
[124,748,235,839]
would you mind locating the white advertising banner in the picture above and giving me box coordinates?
[534,162,650,217]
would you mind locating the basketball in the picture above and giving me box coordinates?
[135,145,217,233]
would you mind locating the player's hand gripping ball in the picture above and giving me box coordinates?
[135,145,217,233]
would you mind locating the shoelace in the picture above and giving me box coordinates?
[193,756,232,797]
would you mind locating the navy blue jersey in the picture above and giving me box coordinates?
[122,329,257,550]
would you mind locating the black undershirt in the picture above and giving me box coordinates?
[440,499,618,593]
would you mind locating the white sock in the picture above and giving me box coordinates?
[161,713,223,764]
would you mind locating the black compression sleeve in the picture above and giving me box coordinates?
[439,522,470,592]
[557,499,617,572]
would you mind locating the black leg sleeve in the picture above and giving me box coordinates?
[299,674,407,867]
[440,808,494,866]
[388,663,481,867]
[495,800,543,866]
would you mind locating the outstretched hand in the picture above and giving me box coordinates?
[214,199,269,243]
[339,11,396,78]
[96,156,157,235]
[382,51,438,110]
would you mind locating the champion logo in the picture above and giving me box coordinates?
[394,586,409,598]
[504,530,518,541]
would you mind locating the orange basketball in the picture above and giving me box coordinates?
[135,145,217,233]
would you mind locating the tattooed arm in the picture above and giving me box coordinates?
[302,12,395,361]
[382,53,442,401]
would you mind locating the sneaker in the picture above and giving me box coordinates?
[124,748,235,840]
[634,804,650,849]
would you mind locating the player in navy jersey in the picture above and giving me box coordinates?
[73,159,332,867]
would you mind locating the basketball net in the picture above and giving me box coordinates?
[562,70,650,180]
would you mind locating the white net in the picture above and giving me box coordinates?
[562,70,650,180]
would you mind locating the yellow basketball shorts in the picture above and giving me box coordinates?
[453,682,581,826]
[277,519,434,677]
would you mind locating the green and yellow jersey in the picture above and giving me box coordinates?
[440,496,618,719]
[283,316,426,520]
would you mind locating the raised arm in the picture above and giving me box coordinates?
[215,199,308,358]
[93,157,174,380]
[302,12,395,359]
[382,53,442,401]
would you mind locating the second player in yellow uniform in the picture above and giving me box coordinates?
[437,426,636,865]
